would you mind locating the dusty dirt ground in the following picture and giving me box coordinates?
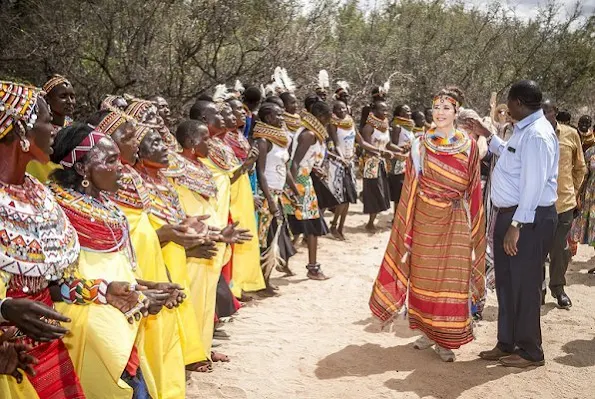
[187,202,595,399]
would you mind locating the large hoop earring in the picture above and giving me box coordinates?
[20,138,30,153]
[81,176,90,188]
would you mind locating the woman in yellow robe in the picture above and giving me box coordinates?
[133,127,210,368]
[48,123,163,398]
[96,111,186,398]
[190,99,264,298]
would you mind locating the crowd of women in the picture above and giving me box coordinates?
[1,68,594,398]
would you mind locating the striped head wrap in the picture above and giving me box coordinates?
[43,75,71,95]
[96,111,130,136]
[125,100,157,124]
[0,81,43,140]
[59,128,107,168]
[100,95,128,111]
[135,125,153,143]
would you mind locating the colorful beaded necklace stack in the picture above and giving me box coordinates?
[366,113,389,133]
[109,165,151,210]
[253,121,289,148]
[163,152,218,199]
[331,114,354,130]
[301,110,329,143]
[208,137,240,171]
[423,128,470,155]
[283,112,302,133]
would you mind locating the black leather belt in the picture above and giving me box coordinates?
[495,205,518,213]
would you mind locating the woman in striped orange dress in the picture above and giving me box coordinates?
[369,87,486,362]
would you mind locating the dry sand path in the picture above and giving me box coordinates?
[188,203,595,399]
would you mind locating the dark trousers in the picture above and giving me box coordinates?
[547,208,574,295]
[494,205,557,361]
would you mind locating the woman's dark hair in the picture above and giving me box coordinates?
[556,109,572,123]
[304,94,321,113]
[279,92,294,106]
[50,123,95,188]
[508,80,542,109]
[263,95,284,109]
[258,103,280,123]
[310,101,331,118]
[196,94,213,102]
[243,86,262,104]
[176,119,205,148]
[393,104,409,118]
[86,109,111,127]
[435,86,465,107]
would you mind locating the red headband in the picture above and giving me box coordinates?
[433,95,460,109]
[60,129,106,168]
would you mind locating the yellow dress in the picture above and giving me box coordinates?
[55,250,157,399]
[121,205,186,398]
[26,160,62,183]
[204,138,265,297]
[133,164,206,365]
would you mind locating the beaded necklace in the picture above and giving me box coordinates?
[283,112,302,133]
[162,152,218,199]
[109,165,151,210]
[50,183,137,271]
[424,128,470,155]
[331,114,354,130]
[0,175,80,284]
[135,163,185,225]
[366,113,389,133]
[253,121,289,148]
[392,116,414,131]
[224,129,251,160]
[301,110,329,143]
[207,137,240,171]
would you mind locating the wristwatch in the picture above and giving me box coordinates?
[511,220,523,229]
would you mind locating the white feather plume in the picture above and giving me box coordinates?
[273,67,284,91]
[318,70,330,89]
[260,84,266,98]
[280,68,296,93]
[383,79,390,94]
[234,79,245,94]
[265,82,278,96]
[213,84,229,103]
[336,80,349,91]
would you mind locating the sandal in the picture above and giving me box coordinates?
[306,263,329,280]
[186,361,213,373]
[211,351,230,362]
[588,267,595,274]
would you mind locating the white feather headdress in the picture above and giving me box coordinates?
[260,84,266,98]
[280,68,296,93]
[317,70,330,89]
[234,80,245,94]
[213,84,229,103]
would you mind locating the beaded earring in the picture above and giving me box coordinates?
[81,176,90,188]
[20,138,30,152]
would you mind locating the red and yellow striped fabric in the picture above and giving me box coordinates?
[370,138,486,349]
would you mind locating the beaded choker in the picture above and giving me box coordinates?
[331,114,354,130]
[423,128,470,155]
[253,121,289,148]
[135,164,185,225]
[208,137,240,171]
[224,129,251,160]
[392,116,414,130]
[0,174,80,280]
[283,112,302,133]
[50,183,137,271]
[366,113,389,133]
[162,152,218,199]
[109,165,151,210]
[301,110,329,143]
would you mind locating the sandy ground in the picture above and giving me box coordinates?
[187,202,595,399]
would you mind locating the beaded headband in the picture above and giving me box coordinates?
[125,100,157,124]
[0,81,43,140]
[433,95,460,109]
[60,128,107,168]
[135,125,153,142]
[43,75,71,95]
[101,95,127,111]
[96,111,129,136]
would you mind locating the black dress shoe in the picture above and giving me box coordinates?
[554,292,572,309]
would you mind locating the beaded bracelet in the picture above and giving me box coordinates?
[60,279,108,305]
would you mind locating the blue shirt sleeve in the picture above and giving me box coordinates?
[512,135,552,223]
[488,134,506,157]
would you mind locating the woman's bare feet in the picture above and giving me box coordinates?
[211,351,230,362]
[186,361,212,373]
[306,264,329,280]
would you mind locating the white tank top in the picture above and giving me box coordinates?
[336,126,356,160]
[370,128,390,150]
[291,127,325,174]
[264,142,290,191]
